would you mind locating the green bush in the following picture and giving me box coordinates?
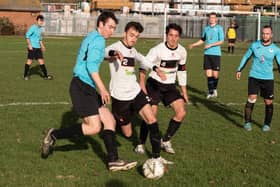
[0,17,15,35]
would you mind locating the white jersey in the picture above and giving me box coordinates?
[105,41,154,101]
[142,42,187,86]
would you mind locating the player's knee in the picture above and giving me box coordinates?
[175,109,186,121]
[123,131,132,138]
[247,98,256,103]
[87,123,102,135]
[145,116,157,125]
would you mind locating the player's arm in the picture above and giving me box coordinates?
[87,39,110,104]
[105,45,123,62]
[25,26,34,50]
[205,26,224,49]
[275,48,280,74]
[236,44,253,80]
[139,68,148,94]
[177,49,188,103]
[40,41,46,52]
[189,39,204,50]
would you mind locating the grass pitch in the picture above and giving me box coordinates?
[0,36,280,186]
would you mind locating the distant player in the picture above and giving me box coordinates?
[105,21,172,164]
[134,23,188,155]
[41,12,137,171]
[227,21,238,53]
[189,12,224,99]
[236,25,280,132]
[23,15,53,80]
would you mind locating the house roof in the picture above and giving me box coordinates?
[0,0,41,11]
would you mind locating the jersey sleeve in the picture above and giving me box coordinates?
[275,47,280,73]
[201,27,206,41]
[25,25,35,39]
[136,51,154,70]
[141,47,159,70]
[177,48,187,86]
[218,26,225,41]
[86,37,105,73]
[104,43,116,59]
[237,43,254,72]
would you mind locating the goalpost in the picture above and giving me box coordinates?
[163,8,261,41]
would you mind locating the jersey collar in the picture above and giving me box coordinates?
[120,40,132,49]
[165,42,178,51]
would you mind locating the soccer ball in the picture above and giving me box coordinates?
[143,158,165,179]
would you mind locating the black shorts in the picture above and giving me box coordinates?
[228,39,236,43]
[112,90,150,126]
[27,48,43,60]
[248,77,274,100]
[204,55,220,71]
[146,77,184,106]
[69,77,102,118]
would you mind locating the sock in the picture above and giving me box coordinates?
[207,77,215,94]
[40,64,48,77]
[232,46,235,53]
[228,46,230,53]
[103,129,118,162]
[148,122,161,158]
[52,123,84,139]
[245,101,255,123]
[213,77,219,90]
[162,119,181,142]
[264,104,273,126]
[139,121,149,144]
[24,64,30,77]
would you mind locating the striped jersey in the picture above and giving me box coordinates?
[237,40,280,80]
[143,42,187,86]
[105,40,154,101]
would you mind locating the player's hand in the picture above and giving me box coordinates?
[156,69,166,81]
[204,44,212,49]
[100,89,111,105]
[188,44,194,50]
[183,93,189,104]
[114,50,123,62]
[41,46,46,52]
[28,45,33,50]
[236,72,241,80]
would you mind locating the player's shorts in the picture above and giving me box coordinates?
[248,77,274,100]
[27,48,43,60]
[112,90,150,126]
[203,55,220,71]
[69,77,102,118]
[228,39,236,43]
[146,77,184,106]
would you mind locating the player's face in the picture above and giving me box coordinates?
[209,15,217,26]
[262,28,273,44]
[37,19,44,27]
[98,18,117,39]
[123,28,140,47]
[166,29,180,49]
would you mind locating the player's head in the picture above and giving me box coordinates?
[208,12,217,26]
[96,11,118,39]
[261,25,273,44]
[36,15,44,27]
[165,23,182,49]
[123,21,143,47]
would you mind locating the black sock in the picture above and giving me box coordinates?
[162,119,181,142]
[148,122,161,158]
[139,121,149,144]
[24,64,30,77]
[40,64,48,77]
[207,77,215,94]
[213,77,219,90]
[103,129,118,162]
[232,46,234,53]
[52,123,84,139]
[264,104,273,125]
[228,46,230,53]
[245,101,254,123]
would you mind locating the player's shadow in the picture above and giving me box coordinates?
[54,108,107,164]
[188,85,262,128]
[28,64,44,78]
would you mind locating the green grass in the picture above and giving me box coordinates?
[0,36,280,187]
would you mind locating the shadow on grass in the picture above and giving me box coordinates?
[188,85,262,128]
[105,179,129,187]
[53,108,107,165]
[28,64,44,78]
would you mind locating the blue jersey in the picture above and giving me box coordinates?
[201,24,224,56]
[237,40,280,80]
[73,30,105,88]
[25,24,42,48]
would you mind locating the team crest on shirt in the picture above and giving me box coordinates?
[171,53,175,56]
[269,48,274,53]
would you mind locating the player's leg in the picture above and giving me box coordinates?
[261,80,274,132]
[23,48,34,80]
[211,56,221,97]
[204,55,215,98]
[36,48,52,80]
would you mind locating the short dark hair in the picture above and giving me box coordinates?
[125,21,144,33]
[96,11,118,28]
[263,25,272,32]
[36,15,44,21]
[166,23,182,36]
[208,12,217,17]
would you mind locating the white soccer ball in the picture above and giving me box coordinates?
[143,158,165,179]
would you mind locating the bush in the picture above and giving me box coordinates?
[0,17,15,35]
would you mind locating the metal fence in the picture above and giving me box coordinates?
[42,12,280,42]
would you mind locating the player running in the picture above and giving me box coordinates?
[236,25,280,132]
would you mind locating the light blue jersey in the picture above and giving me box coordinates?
[237,40,280,80]
[25,24,42,48]
[201,24,224,56]
[73,30,105,88]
